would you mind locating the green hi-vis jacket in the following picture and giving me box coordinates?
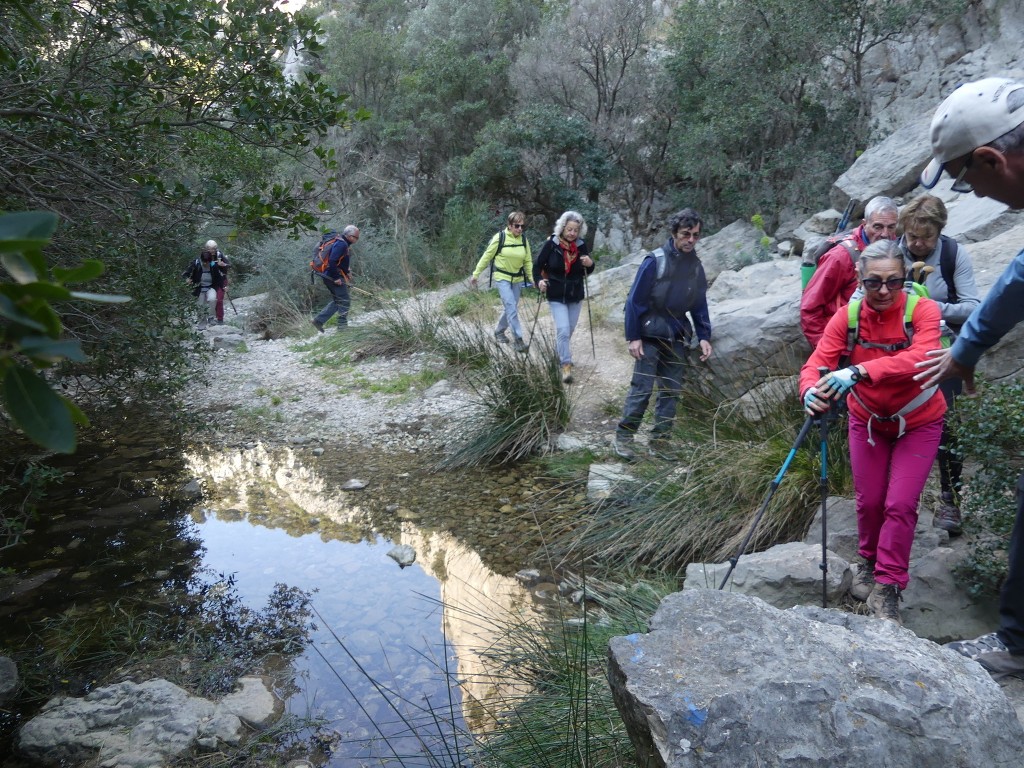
[472,228,532,283]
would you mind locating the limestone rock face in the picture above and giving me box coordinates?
[607,589,1024,768]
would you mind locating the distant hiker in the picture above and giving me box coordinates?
[311,225,360,333]
[182,246,226,329]
[533,211,595,383]
[470,211,533,352]
[201,240,230,324]
[800,196,899,348]
[801,240,946,626]
[916,75,1024,680]
[612,208,712,461]
[897,195,981,535]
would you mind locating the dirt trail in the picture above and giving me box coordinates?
[192,287,636,452]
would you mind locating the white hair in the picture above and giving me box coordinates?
[552,210,587,240]
[203,239,218,251]
[342,225,360,238]
[864,196,897,220]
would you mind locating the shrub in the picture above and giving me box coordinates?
[547,364,851,574]
[953,378,1024,595]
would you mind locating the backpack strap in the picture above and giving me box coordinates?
[842,294,920,366]
[938,235,958,304]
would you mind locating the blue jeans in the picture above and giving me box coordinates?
[495,280,526,339]
[314,278,350,328]
[548,300,582,365]
[616,338,688,439]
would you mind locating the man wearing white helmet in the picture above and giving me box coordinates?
[917,76,1024,680]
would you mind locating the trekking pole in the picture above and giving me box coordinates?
[719,413,816,590]
[816,393,844,609]
[583,271,595,358]
[528,286,543,345]
[226,288,238,316]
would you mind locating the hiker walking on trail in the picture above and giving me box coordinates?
[800,196,899,348]
[613,208,712,461]
[896,195,981,535]
[470,211,533,353]
[801,240,946,626]
[533,211,595,384]
[311,225,360,333]
[916,76,1024,680]
[183,246,227,329]
[200,240,230,324]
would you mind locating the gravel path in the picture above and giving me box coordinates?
[191,288,634,455]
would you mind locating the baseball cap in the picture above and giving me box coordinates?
[920,77,1024,189]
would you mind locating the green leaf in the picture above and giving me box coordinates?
[0,294,49,331]
[2,365,77,453]
[1,252,44,284]
[2,282,73,300]
[68,291,132,304]
[17,336,88,363]
[0,211,58,245]
[53,259,105,283]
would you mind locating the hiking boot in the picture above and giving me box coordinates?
[561,364,573,384]
[933,492,963,535]
[612,436,637,461]
[513,336,529,353]
[866,582,903,625]
[495,330,510,344]
[648,437,674,460]
[946,632,1024,680]
[311,319,325,334]
[850,558,876,602]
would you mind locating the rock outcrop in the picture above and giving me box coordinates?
[607,589,1024,768]
[17,676,281,767]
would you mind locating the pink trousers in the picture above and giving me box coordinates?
[849,413,943,590]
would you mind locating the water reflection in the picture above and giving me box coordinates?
[187,444,549,765]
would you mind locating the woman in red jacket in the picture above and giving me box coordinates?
[800,240,946,625]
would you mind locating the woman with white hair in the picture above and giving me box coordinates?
[532,211,595,383]
[201,240,230,323]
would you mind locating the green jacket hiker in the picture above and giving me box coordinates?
[470,212,533,352]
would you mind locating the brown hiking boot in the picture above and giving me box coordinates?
[561,364,573,384]
[867,582,903,625]
[850,558,876,602]
[933,492,963,535]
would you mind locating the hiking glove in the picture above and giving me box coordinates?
[825,366,862,397]
[802,387,828,415]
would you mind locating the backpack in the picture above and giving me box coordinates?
[801,231,860,290]
[936,234,959,305]
[487,230,530,287]
[311,232,341,274]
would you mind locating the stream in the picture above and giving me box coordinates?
[0,419,581,766]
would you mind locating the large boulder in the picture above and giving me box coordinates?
[607,589,1024,768]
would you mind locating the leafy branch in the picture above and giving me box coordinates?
[1,210,129,453]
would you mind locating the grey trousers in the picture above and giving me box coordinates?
[616,338,689,439]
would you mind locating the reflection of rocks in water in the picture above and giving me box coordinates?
[184,444,380,544]
[398,523,581,732]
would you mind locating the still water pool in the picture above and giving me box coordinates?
[2,428,562,766]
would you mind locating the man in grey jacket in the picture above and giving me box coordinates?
[917,76,1024,680]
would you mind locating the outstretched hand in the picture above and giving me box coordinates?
[914,349,976,394]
